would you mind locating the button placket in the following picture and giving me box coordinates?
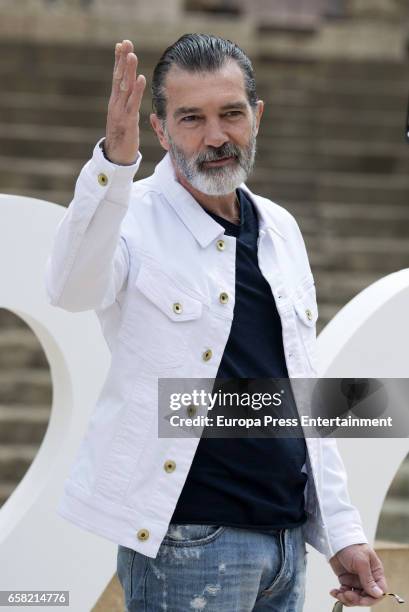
[164,460,176,473]
[97,172,108,186]
[136,528,150,541]
[187,403,197,417]
[202,349,213,362]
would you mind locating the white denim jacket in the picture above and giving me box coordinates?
[45,137,368,560]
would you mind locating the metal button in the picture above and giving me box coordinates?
[97,172,108,186]
[219,292,229,304]
[164,460,176,473]
[187,404,197,417]
[173,302,183,314]
[202,349,213,361]
[305,308,313,320]
[216,239,225,251]
[136,528,150,541]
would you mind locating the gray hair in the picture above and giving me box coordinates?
[151,33,258,121]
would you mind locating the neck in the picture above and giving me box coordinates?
[173,165,239,224]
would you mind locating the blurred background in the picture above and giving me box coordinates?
[0,0,408,599]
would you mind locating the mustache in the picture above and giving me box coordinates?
[196,143,241,168]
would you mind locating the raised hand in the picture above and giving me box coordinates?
[104,39,146,165]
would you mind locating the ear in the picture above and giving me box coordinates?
[254,100,264,135]
[150,113,170,151]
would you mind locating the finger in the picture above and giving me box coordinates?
[118,54,131,98]
[123,38,134,53]
[117,40,130,76]
[126,53,138,92]
[331,586,359,598]
[370,551,388,594]
[355,556,384,598]
[113,42,122,72]
[337,575,362,590]
[112,46,126,96]
[118,53,136,97]
[126,73,146,114]
[341,588,361,606]
[111,42,122,97]
[331,589,364,607]
[332,585,388,608]
[356,594,386,606]
[112,40,133,97]
[339,584,362,592]
[347,592,385,607]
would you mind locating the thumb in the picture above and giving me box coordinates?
[356,556,384,598]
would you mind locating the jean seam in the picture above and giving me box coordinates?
[261,528,288,595]
[161,525,226,548]
[128,550,136,601]
[141,554,151,612]
[127,551,150,612]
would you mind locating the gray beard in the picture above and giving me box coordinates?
[164,124,257,196]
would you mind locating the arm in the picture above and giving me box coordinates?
[288,194,388,607]
[44,139,141,311]
[321,438,368,556]
[321,439,388,607]
[44,39,146,312]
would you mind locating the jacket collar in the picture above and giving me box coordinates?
[153,152,286,248]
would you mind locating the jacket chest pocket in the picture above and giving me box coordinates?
[118,261,204,370]
[293,277,319,372]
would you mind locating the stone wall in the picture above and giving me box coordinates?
[0,0,407,61]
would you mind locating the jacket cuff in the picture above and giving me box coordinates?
[325,509,369,560]
[80,136,142,207]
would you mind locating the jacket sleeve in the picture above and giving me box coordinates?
[44,137,142,312]
[288,213,369,559]
[320,438,369,560]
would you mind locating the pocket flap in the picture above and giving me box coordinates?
[135,262,203,322]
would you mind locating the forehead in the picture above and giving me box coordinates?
[163,59,248,110]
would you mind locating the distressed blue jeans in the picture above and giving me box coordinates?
[117,523,307,611]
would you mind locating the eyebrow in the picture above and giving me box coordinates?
[173,101,248,119]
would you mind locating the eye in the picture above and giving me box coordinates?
[181,115,200,123]
[224,111,243,118]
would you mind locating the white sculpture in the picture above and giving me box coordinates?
[0,194,408,611]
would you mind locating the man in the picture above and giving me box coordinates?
[45,34,387,610]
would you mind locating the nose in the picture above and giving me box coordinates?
[203,119,228,149]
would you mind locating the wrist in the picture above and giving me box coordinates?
[99,139,138,166]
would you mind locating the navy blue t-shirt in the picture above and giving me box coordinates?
[170,187,308,529]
